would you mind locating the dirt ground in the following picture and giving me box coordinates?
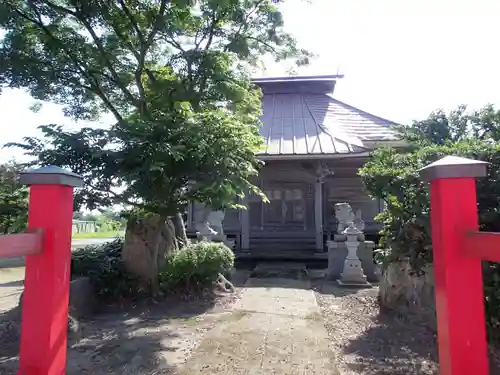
[0,267,24,314]
[313,281,439,375]
[0,307,235,375]
[0,267,247,375]
[312,280,500,375]
[2,265,500,374]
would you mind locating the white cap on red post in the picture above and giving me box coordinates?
[419,155,489,182]
[19,166,84,187]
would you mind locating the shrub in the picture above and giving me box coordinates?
[71,239,142,300]
[360,139,500,340]
[159,241,234,291]
[361,140,500,269]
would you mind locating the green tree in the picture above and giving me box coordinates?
[397,103,500,147]
[361,105,500,269]
[1,0,310,294]
[360,105,500,339]
[470,104,500,142]
[397,105,469,146]
[0,161,28,234]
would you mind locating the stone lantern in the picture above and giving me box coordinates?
[337,222,372,288]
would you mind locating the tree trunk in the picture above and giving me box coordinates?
[172,212,189,249]
[121,215,176,297]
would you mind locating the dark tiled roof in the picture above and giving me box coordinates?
[258,92,399,156]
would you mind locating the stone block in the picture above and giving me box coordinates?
[17,276,96,341]
[18,276,96,318]
[326,241,346,280]
[68,276,96,319]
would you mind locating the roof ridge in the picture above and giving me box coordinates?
[326,95,402,129]
[302,94,367,150]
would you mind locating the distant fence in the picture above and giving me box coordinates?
[72,220,97,234]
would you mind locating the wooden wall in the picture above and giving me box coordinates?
[188,157,382,237]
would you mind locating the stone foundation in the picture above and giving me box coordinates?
[378,260,436,331]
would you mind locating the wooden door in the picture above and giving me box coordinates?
[263,186,306,229]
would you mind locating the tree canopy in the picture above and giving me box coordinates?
[1,0,311,216]
[360,104,500,339]
[1,0,311,293]
[397,103,500,146]
[0,161,28,234]
[360,104,500,270]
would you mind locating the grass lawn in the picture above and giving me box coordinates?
[72,231,125,239]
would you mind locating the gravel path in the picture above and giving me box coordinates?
[313,282,439,375]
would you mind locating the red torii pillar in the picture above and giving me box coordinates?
[17,166,83,375]
[419,155,495,375]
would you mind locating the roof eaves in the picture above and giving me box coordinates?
[252,74,344,84]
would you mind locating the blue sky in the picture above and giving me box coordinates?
[2,0,500,162]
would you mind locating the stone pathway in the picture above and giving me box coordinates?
[179,277,339,375]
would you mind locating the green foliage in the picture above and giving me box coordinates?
[73,209,127,231]
[396,104,500,147]
[159,241,234,290]
[361,105,500,272]
[0,161,28,234]
[361,140,500,271]
[1,0,308,217]
[483,263,500,340]
[97,219,123,232]
[360,104,500,339]
[71,239,142,300]
[71,239,234,301]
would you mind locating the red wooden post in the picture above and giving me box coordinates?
[17,166,83,375]
[419,156,489,375]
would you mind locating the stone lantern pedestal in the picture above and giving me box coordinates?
[337,223,372,288]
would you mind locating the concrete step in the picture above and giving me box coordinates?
[250,238,316,246]
[238,249,319,260]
